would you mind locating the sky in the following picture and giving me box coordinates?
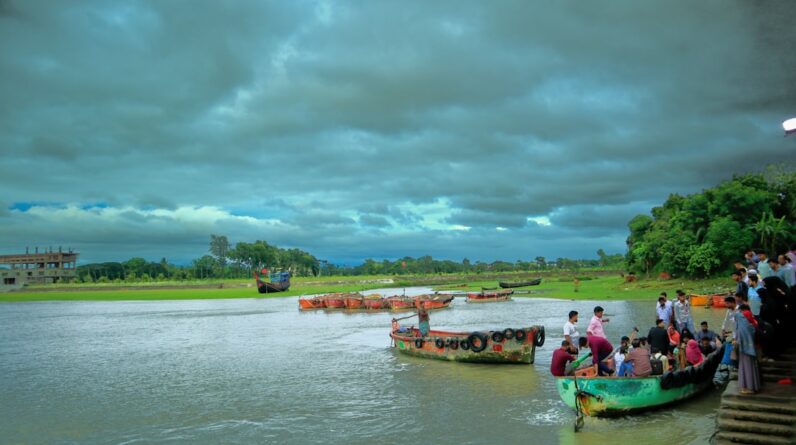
[1,1,795,266]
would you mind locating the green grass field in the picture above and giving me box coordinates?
[0,272,735,303]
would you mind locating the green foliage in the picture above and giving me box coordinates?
[626,166,795,278]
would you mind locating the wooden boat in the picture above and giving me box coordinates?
[498,278,542,288]
[344,294,364,309]
[712,294,727,308]
[689,294,710,306]
[416,294,455,310]
[391,325,545,364]
[298,293,454,311]
[466,289,513,303]
[324,293,346,309]
[363,296,387,310]
[298,296,325,310]
[254,270,291,294]
[556,345,724,417]
[385,296,416,311]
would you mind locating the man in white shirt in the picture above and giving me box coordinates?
[655,292,673,327]
[721,296,737,339]
[563,310,579,355]
[778,255,796,288]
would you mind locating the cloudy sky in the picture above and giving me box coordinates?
[1,1,794,265]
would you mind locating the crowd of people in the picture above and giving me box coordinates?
[551,245,796,396]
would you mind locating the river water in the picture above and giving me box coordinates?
[0,290,727,444]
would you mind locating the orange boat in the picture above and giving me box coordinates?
[467,289,513,303]
[385,296,416,311]
[324,294,346,309]
[417,294,455,310]
[344,294,364,309]
[298,296,325,310]
[689,294,709,307]
[363,297,387,310]
[712,294,728,308]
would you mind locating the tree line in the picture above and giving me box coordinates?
[626,167,795,278]
[75,241,625,283]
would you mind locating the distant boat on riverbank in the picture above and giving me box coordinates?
[254,270,291,293]
[498,278,542,288]
[466,289,513,303]
[298,293,454,311]
[391,325,545,364]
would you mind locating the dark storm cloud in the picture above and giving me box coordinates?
[1,0,794,264]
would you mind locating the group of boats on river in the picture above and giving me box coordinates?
[298,293,454,311]
[258,272,728,422]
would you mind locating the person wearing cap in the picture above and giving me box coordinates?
[586,306,609,339]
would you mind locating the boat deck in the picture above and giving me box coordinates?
[713,349,796,445]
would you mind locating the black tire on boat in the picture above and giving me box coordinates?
[435,338,445,349]
[515,329,527,342]
[468,332,489,353]
[670,370,685,388]
[414,338,424,348]
[533,326,545,347]
[460,339,470,350]
[659,371,675,390]
[503,328,515,340]
[448,338,459,350]
[491,331,505,343]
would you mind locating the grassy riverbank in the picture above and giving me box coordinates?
[0,272,733,302]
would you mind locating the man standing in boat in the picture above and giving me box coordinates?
[416,301,430,337]
[586,306,609,339]
[563,311,580,355]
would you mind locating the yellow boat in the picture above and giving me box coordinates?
[689,294,710,306]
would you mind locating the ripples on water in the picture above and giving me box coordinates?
[0,293,727,444]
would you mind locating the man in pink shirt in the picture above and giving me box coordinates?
[586,306,609,339]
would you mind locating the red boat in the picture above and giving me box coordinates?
[385,296,416,311]
[344,294,364,309]
[363,297,387,310]
[466,289,513,303]
[391,325,545,364]
[417,294,455,310]
[712,294,728,308]
[324,293,346,309]
[298,296,325,310]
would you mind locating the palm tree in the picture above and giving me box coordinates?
[751,211,788,255]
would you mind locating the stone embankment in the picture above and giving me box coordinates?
[713,350,796,445]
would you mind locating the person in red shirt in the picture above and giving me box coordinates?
[551,340,577,376]
[579,335,615,376]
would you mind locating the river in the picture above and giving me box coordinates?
[0,290,727,444]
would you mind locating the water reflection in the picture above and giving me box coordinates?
[0,291,727,444]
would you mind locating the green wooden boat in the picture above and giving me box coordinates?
[391,326,545,364]
[556,345,724,416]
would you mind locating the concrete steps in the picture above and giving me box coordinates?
[714,431,793,445]
[712,348,796,445]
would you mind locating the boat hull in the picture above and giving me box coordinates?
[298,297,324,310]
[391,326,543,364]
[466,295,512,303]
[556,345,724,416]
[689,294,709,306]
[498,278,541,288]
[256,279,290,293]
